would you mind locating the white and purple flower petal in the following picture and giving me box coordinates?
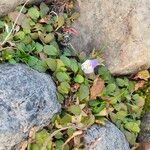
[81,59,100,74]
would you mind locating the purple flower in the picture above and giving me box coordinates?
[81,59,100,74]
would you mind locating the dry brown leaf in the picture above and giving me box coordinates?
[90,77,104,99]
[39,16,49,24]
[20,141,28,150]
[135,80,146,91]
[71,83,80,92]
[39,52,47,60]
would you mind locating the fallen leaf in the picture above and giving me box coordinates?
[137,96,145,108]
[90,77,104,99]
[134,80,146,91]
[134,70,150,81]
[39,52,47,60]
[71,83,80,92]
[39,16,49,24]
[20,141,28,150]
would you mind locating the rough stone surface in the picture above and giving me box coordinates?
[138,113,150,143]
[0,63,61,150]
[84,121,130,150]
[72,0,150,75]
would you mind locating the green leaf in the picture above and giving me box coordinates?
[98,66,112,82]
[28,7,40,20]
[15,31,25,40]
[44,33,54,43]
[70,12,80,20]
[58,82,70,94]
[35,42,43,53]
[56,72,70,82]
[60,55,71,67]
[116,78,125,87]
[78,84,89,100]
[23,35,32,44]
[74,74,84,83]
[23,28,31,34]
[55,140,64,150]
[106,83,116,93]
[0,21,4,28]
[60,114,72,125]
[33,60,48,72]
[67,128,75,137]
[46,58,57,71]
[34,129,52,149]
[8,59,16,64]
[124,122,140,133]
[89,100,106,114]
[70,59,78,73]
[28,56,39,67]
[57,92,64,103]
[35,130,49,145]
[55,132,63,139]
[57,16,65,29]
[44,45,58,56]
[44,24,53,33]
[116,111,127,120]
[56,59,65,71]
[30,144,40,150]
[68,105,81,115]
[81,115,95,127]
[89,99,101,107]
[30,32,39,40]
[124,130,137,145]
[128,81,135,92]
[40,2,49,17]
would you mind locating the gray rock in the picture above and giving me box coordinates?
[0,63,61,150]
[72,0,150,75]
[138,113,150,143]
[84,121,130,150]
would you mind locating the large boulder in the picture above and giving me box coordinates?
[84,121,130,150]
[0,63,61,150]
[72,0,150,75]
[138,113,150,150]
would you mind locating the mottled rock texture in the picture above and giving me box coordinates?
[72,0,150,75]
[84,121,130,150]
[0,63,61,150]
[138,113,150,150]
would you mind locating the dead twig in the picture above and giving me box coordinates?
[63,130,83,148]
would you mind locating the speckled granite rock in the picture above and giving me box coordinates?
[72,0,150,75]
[0,63,61,150]
[138,113,150,150]
[84,121,130,150]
